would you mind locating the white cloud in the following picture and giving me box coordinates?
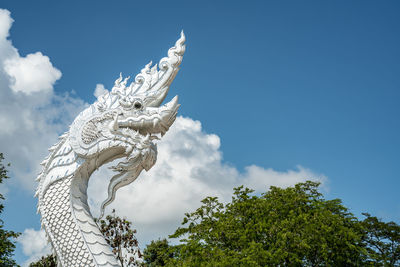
[88,116,327,248]
[0,9,61,95]
[242,164,326,191]
[18,228,51,267]
[0,9,13,39]
[93,83,108,98]
[0,9,87,191]
[4,52,62,94]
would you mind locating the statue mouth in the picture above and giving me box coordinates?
[110,95,180,140]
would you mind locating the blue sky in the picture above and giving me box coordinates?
[0,1,399,265]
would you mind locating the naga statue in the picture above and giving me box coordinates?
[35,32,185,266]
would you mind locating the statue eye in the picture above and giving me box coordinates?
[134,101,142,109]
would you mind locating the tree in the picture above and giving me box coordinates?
[0,153,20,266]
[152,181,366,266]
[97,209,141,266]
[142,239,177,267]
[29,254,57,267]
[26,181,400,267]
[362,213,400,266]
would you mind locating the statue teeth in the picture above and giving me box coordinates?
[132,129,139,137]
[109,114,119,131]
[126,145,133,154]
[153,118,159,128]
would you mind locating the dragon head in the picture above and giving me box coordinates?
[68,32,185,217]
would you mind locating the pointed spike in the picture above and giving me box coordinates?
[59,131,68,139]
[166,95,179,109]
[175,31,186,50]
[115,73,123,86]
[144,61,152,72]
[121,76,130,87]
[180,30,185,40]
[48,143,59,151]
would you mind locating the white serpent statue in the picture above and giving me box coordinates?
[35,32,185,266]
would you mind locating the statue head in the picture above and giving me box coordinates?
[67,32,186,217]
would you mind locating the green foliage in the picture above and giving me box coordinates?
[362,213,400,266]
[0,153,20,266]
[146,181,367,266]
[29,254,57,267]
[22,179,400,267]
[97,209,141,266]
[142,239,177,267]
